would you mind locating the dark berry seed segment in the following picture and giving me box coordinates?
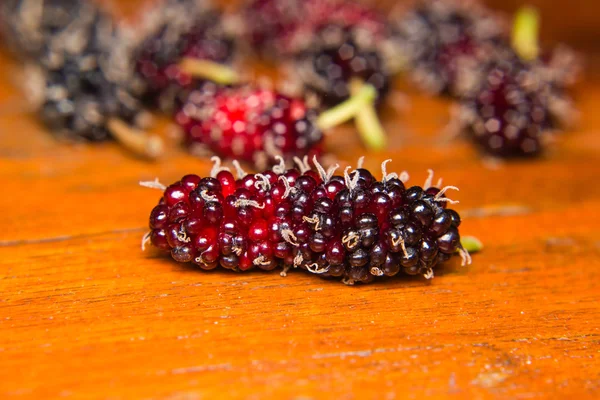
[142,157,471,285]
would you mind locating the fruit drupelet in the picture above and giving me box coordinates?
[143,158,471,285]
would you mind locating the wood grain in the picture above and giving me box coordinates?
[1,1,600,398]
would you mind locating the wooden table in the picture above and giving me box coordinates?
[1,20,599,400]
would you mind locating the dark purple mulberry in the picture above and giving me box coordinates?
[453,51,575,157]
[11,0,162,158]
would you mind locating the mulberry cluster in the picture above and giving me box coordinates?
[242,0,394,108]
[143,158,470,284]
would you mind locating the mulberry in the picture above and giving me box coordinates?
[452,55,575,157]
[16,0,162,158]
[142,158,471,284]
[174,82,383,168]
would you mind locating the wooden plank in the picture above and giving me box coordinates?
[1,1,599,398]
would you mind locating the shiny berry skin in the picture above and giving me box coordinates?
[150,205,169,229]
[446,209,461,227]
[430,211,453,237]
[249,219,269,242]
[412,201,435,227]
[164,185,188,207]
[151,229,170,251]
[348,249,369,267]
[145,160,468,283]
[370,241,387,266]
[419,238,438,261]
[171,246,194,263]
[437,227,460,254]
[404,186,424,204]
[326,240,346,265]
[401,247,419,268]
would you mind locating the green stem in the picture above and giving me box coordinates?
[460,236,484,253]
[349,79,387,151]
[316,83,377,131]
[179,58,240,85]
[512,6,540,61]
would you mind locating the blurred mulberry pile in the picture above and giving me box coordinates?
[0,0,162,157]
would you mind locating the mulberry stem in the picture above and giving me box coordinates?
[460,236,483,253]
[316,83,377,131]
[349,79,387,151]
[179,58,240,85]
[512,6,540,61]
[107,118,163,159]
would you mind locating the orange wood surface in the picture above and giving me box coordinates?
[1,2,600,399]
